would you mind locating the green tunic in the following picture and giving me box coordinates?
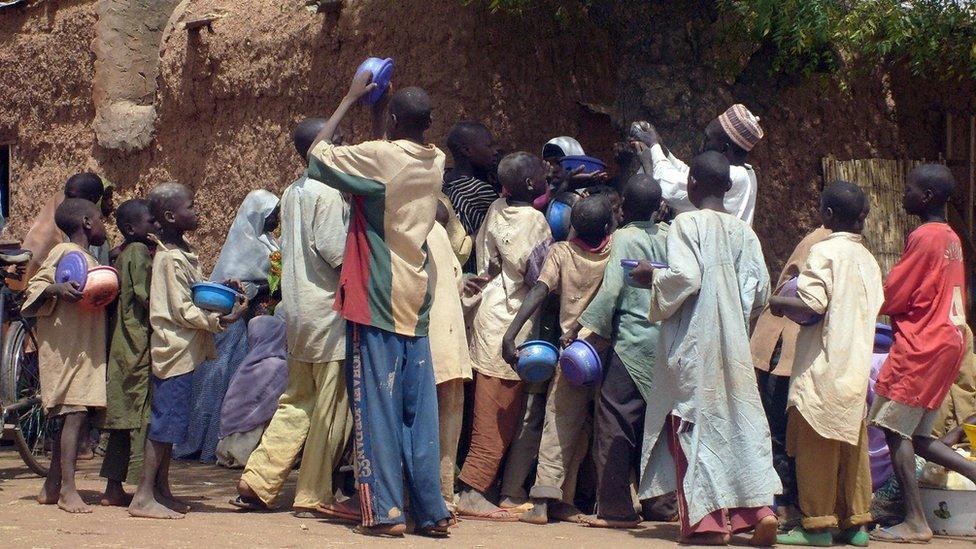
[578,221,668,401]
[100,242,153,430]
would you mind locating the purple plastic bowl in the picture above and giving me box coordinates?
[560,339,602,386]
[874,323,893,353]
[559,155,607,174]
[620,259,667,288]
[354,57,394,105]
[516,340,558,383]
[55,251,88,291]
[778,277,823,326]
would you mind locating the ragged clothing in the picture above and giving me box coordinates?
[535,238,612,333]
[789,232,884,444]
[638,209,779,526]
[22,243,107,410]
[468,198,552,381]
[427,222,473,384]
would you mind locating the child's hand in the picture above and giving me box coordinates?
[559,325,582,348]
[630,121,660,147]
[46,281,84,303]
[345,69,378,102]
[463,275,490,297]
[502,335,519,367]
[628,260,657,288]
[219,293,250,326]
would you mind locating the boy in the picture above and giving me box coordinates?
[128,183,245,520]
[632,104,762,225]
[99,199,158,506]
[428,201,474,512]
[631,151,779,545]
[306,72,451,537]
[868,164,976,543]
[768,181,883,546]
[443,122,501,238]
[574,174,669,528]
[237,118,352,517]
[456,152,552,522]
[499,194,614,525]
[23,198,108,514]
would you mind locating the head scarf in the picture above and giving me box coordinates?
[218,315,288,438]
[210,190,280,283]
[717,104,764,152]
[542,136,585,159]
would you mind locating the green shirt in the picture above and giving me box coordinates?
[578,221,668,400]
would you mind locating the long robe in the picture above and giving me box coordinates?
[638,209,780,525]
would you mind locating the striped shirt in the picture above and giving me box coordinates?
[442,175,499,237]
[309,139,445,337]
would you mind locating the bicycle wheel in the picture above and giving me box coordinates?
[2,319,50,477]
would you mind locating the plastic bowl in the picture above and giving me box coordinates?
[559,155,606,174]
[920,487,976,536]
[354,57,394,105]
[191,282,238,314]
[621,259,667,288]
[56,251,88,291]
[80,266,119,310]
[874,323,893,353]
[516,340,558,383]
[560,339,602,386]
[778,277,823,326]
[546,200,573,241]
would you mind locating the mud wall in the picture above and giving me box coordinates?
[0,0,971,272]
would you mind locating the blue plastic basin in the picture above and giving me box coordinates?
[546,200,573,241]
[516,340,558,383]
[354,57,395,105]
[560,339,602,386]
[874,322,893,353]
[559,155,606,174]
[191,282,238,314]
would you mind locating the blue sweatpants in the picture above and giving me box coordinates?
[346,322,449,528]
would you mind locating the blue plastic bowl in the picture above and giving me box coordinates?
[56,251,88,291]
[620,259,667,288]
[546,199,573,241]
[354,57,395,105]
[516,340,558,383]
[559,155,607,174]
[778,277,823,326]
[191,282,238,314]
[874,323,893,353]
[560,339,602,386]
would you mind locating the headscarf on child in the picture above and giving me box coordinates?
[210,190,280,285]
[542,136,585,159]
[218,315,288,439]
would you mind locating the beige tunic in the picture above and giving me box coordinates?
[536,239,612,333]
[22,243,107,410]
[789,233,884,444]
[469,199,552,380]
[149,241,222,379]
[427,223,472,384]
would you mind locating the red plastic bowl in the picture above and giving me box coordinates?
[80,266,119,310]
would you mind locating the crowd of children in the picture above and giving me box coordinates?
[15,67,976,543]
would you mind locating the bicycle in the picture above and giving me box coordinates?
[0,247,50,477]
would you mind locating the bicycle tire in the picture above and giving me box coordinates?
[3,319,49,477]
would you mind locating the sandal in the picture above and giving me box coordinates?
[229,495,270,512]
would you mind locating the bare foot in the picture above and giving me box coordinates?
[870,521,933,543]
[679,532,731,546]
[499,496,531,512]
[519,500,549,525]
[57,489,93,514]
[749,515,779,547]
[100,482,132,507]
[37,479,60,505]
[354,523,407,537]
[457,488,515,521]
[238,478,258,499]
[155,489,191,514]
[128,494,185,520]
[549,501,584,523]
[580,515,641,529]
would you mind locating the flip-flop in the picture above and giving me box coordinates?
[353,524,405,538]
[416,524,451,538]
[458,508,519,522]
[228,495,271,512]
[314,502,361,523]
[869,527,931,544]
[580,515,641,529]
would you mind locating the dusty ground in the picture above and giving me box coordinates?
[0,449,974,549]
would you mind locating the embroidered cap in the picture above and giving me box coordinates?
[718,104,763,152]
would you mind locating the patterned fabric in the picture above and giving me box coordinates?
[718,104,764,151]
[442,175,498,237]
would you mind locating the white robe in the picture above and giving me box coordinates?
[638,209,780,525]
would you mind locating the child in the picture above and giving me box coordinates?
[427,201,474,512]
[499,194,614,525]
[631,151,779,545]
[128,183,246,520]
[574,174,670,528]
[867,164,976,543]
[306,73,451,537]
[585,185,623,226]
[456,152,552,522]
[99,199,158,506]
[443,122,501,239]
[23,198,109,514]
[768,181,883,546]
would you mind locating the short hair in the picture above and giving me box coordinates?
[821,180,867,224]
[910,163,955,204]
[587,185,620,203]
[115,199,151,233]
[293,118,326,159]
[390,87,432,132]
[689,151,731,192]
[571,194,613,240]
[497,152,544,193]
[446,121,490,159]
[64,172,104,203]
[147,182,191,221]
[55,198,100,235]
[622,174,662,218]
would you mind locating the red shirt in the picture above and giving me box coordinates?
[876,223,967,410]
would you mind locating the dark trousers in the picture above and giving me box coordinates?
[756,364,795,506]
[594,351,645,520]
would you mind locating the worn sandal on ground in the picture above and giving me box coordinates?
[228,495,270,511]
[353,524,406,538]
[416,522,451,538]
[458,508,519,522]
[777,527,833,547]
[579,515,642,528]
[314,502,361,523]
[836,527,870,547]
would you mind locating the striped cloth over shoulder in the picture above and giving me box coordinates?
[442,175,499,237]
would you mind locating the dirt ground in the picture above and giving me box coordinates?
[0,449,972,549]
